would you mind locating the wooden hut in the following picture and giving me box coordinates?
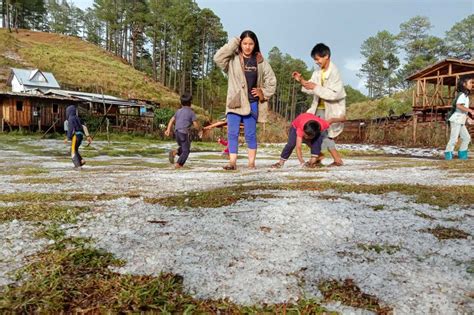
[407,58,474,112]
[0,92,81,131]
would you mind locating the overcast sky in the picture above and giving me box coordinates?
[73,0,473,94]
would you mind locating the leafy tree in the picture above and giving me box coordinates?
[359,30,399,98]
[396,16,446,87]
[83,7,102,45]
[445,14,473,60]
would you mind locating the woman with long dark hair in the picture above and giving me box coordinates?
[445,75,474,160]
[214,30,276,170]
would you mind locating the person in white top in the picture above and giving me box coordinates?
[292,43,346,167]
[445,75,474,160]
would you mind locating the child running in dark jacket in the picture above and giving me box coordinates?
[65,104,92,168]
[271,113,330,168]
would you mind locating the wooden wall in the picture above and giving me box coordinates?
[1,96,70,129]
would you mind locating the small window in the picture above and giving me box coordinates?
[52,104,59,114]
[16,101,23,111]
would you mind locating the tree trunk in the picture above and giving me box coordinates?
[131,29,137,69]
[2,0,6,28]
[5,2,11,32]
[161,27,167,85]
[152,32,157,81]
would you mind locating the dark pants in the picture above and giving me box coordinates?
[280,127,325,160]
[176,131,191,166]
[71,133,83,167]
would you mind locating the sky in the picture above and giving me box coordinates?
[73,0,473,95]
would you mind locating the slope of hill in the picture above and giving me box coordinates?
[347,89,413,120]
[0,29,179,106]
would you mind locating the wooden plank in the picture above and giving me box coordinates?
[417,70,474,81]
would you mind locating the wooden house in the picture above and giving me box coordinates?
[0,92,81,131]
[7,68,61,93]
[406,58,474,113]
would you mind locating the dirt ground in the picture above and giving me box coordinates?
[0,135,473,314]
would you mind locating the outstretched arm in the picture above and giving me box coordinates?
[203,120,227,130]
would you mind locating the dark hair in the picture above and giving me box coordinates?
[239,30,261,55]
[457,75,472,95]
[303,120,321,139]
[180,92,192,106]
[311,43,331,58]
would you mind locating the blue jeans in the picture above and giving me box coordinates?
[175,131,191,166]
[227,101,258,154]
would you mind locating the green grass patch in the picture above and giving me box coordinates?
[437,159,474,174]
[0,235,333,313]
[318,278,392,314]
[0,192,141,203]
[145,181,474,209]
[371,205,385,211]
[357,243,401,255]
[421,225,470,240]
[11,177,64,184]
[415,211,436,220]
[0,204,89,223]
[282,182,474,209]
[0,167,49,176]
[145,185,276,208]
[467,260,474,274]
[89,159,169,168]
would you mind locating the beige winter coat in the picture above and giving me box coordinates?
[214,37,277,123]
[303,61,346,138]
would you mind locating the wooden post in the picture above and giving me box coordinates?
[38,119,41,132]
[413,114,417,145]
[106,118,110,145]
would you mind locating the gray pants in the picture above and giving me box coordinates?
[445,122,471,152]
[315,109,336,151]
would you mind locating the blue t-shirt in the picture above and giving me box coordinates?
[174,106,197,134]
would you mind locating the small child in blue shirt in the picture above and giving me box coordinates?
[165,93,200,168]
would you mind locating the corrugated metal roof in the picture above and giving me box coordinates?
[9,68,61,89]
[0,91,80,102]
[43,89,142,107]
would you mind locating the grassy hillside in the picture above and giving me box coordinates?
[347,89,413,120]
[0,29,179,106]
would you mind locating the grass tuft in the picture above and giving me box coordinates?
[318,278,392,314]
[0,204,89,223]
[357,243,401,255]
[421,225,470,240]
[0,236,333,313]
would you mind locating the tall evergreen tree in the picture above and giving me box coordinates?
[445,14,474,60]
[359,30,399,98]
